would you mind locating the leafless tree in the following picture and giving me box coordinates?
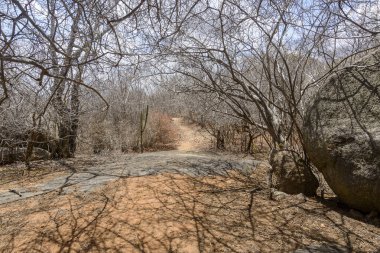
[152,0,379,155]
[0,0,146,158]
[1,0,379,162]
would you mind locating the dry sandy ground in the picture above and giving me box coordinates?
[0,119,379,253]
[171,118,212,152]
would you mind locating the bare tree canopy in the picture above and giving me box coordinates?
[1,0,379,157]
[1,1,380,251]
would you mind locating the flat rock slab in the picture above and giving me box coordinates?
[0,151,260,205]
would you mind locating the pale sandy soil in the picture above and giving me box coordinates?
[172,118,212,152]
[0,119,379,253]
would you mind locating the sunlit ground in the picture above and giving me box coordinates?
[1,164,379,253]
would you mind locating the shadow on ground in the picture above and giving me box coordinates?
[0,161,379,253]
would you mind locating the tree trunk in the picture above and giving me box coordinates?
[69,82,80,154]
[54,83,80,158]
[57,120,72,158]
[139,105,149,153]
[49,5,82,159]
[246,132,253,153]
[25,115,39,168]
[25,130,37,169]
[216,130,225,149]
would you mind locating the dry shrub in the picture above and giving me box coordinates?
[79,111,177,154]
[186,114,270,155]
[144,111,178,151]
[88,121,113,154]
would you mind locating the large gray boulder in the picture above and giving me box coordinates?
[0,147,50,164]
[270,150,319,196]
[30,148,51,160]
[303,50,380,212]
[0,147,25,164]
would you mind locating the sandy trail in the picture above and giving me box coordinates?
[0,118,254,205]
[0,119,379,252]
[172,117,211,152]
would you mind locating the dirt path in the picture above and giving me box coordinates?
[172,117,211,151]
[1,119,379,252]
[0,118,255,205]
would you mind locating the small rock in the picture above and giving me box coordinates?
[295,193,306,202]
[271,189,289,201]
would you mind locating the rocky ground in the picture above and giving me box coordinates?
[0,118,379,252]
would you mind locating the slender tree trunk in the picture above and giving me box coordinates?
[139,105,149,153]
[25,114,38,169]
[25,130,36,169]
[246,132,253,153]
[216,130,225,149]
[69,77,81,154]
